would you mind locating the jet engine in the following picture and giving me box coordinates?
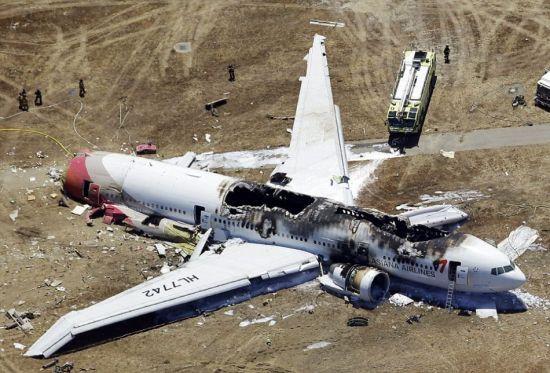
[328,263,390,303]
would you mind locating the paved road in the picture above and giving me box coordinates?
[350,124,550,156]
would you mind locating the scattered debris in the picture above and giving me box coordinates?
[309,19,345,27]
[389,293,414,307]
[458,309,472,316]
[304,341,331,351]
[47,167,62,181]
[511,289,550,309]
[204,98,227,116]
[9,209,19,222]
[27,194,36,201]
[36,150,45,158]
[29,176,36,182]
[136,142,157,155]
[160,262,171,274]
[205,133,211,143]
[406,314,423,324]
[223,310,234,316]
[440,149,455,158]
[50,193,58,199]
[5,309,34,332]
[13,342,26,350]
[266,114,295,120]
[239,315,275,327]
[347,316,369,327]
[71,204,91,215]
[42,359,59,370]
[154,243,167,257]
[50,279,63,287]
[173,42,192,53]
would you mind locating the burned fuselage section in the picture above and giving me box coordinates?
[215,180,454,267]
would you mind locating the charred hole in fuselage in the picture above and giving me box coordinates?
[224,182,315,215]
[335,206,446,242]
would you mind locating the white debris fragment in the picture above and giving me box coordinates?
[309,19,345,27]
[9,209,19,222]
[71,204,91,216]
[155,243,167,257]
[389,293,414,307]
[47,167,62,181]
[439,149,455,158]
[13,343,26,350]
[50,279,62,287]
[268,320,277,326]
[29,176,36,182]
[223,310,234,316]
[56,286,66,292]
[294,304,315,313]
[205,133,211,143]
[498,226,545,261]
[476,300,498,320]
[160,262,171,274]
[304,341,331,350]
[239,315,275,327]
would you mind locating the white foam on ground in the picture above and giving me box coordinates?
[304,341,331,350]
[510,289,550,310]
[195,147,288,169]
[419,190,486,204]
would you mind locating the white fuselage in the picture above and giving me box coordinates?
[73,152,526,293]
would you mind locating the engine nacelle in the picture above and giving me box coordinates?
[329,263,390,303]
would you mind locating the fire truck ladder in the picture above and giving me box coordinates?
[445,280,455,312]
[396,64,417,118]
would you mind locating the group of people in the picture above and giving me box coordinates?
[17,79,87,112]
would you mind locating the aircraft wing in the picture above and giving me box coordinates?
[268,34,353,205]
[26,241,319,357]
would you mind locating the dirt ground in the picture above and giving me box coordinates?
[0,0,549,372]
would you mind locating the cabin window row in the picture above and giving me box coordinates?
[383,255,434,271]
[142,201,186,215]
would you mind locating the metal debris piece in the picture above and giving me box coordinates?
[6,309,34,332]
[154,243,167,257]
[440,149,455,158]
[347,316,369,327]
[71,204,90,215]
[309,19,345,27]
[42,359,59,369]
[406,314,423,324]
[204,98,227,116]
[266,114,295,120]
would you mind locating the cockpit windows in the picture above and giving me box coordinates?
[491,262,515,276]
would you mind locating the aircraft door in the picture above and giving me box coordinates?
[200,211,211,230]
[194,205,205,225]
[456,266,469,285]
[448,261,461,281]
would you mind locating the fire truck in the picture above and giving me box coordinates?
[386,50,436,143]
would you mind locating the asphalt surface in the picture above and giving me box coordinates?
[350,124,550,156]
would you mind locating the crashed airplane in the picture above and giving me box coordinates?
[26,35,526,358]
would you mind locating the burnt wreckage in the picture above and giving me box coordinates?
[219,180,448,263]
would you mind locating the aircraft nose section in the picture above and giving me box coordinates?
[63,153,91,201]
[493,267,526,291]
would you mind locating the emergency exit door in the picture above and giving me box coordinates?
[456,266,469,285]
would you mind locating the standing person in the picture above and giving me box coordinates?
[444,45,450,64]
[79,79,86,98]
[34,88,43,106]
[227,64,235,82]
[19,89,28,111]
